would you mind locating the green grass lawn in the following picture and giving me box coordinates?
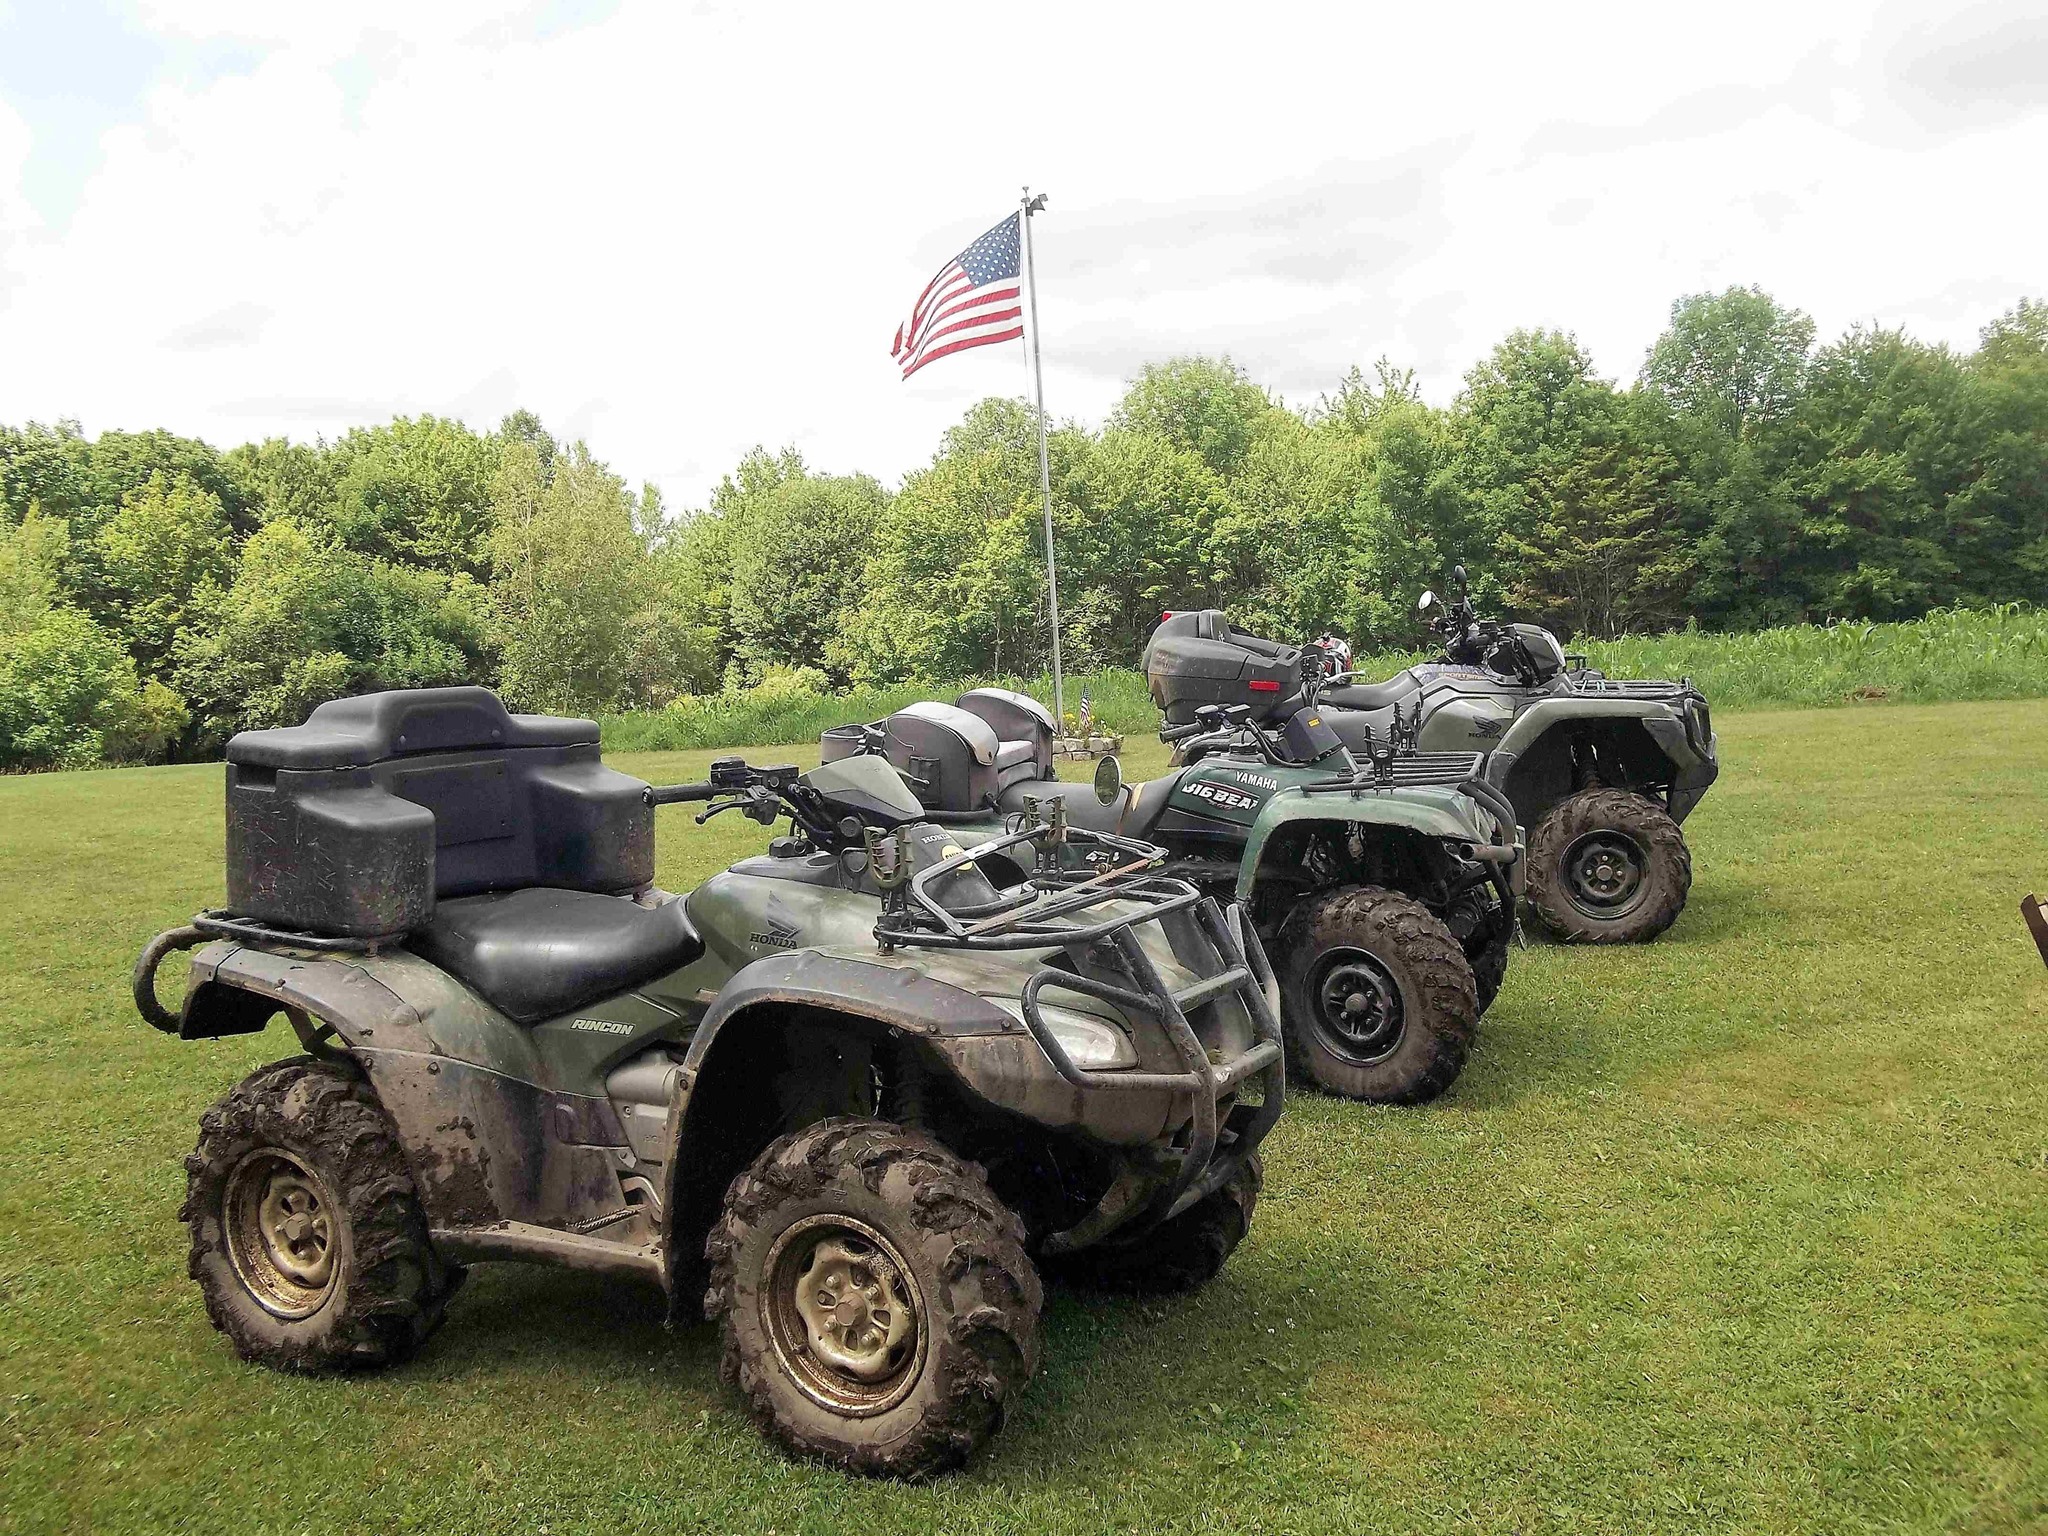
[2,703,2044,1533]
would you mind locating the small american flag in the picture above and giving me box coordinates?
[891,212,1024,380]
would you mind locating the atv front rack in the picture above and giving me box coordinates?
[1298,748,1486,793]
[1569,677,1693,700]
[873,816,1285,1248]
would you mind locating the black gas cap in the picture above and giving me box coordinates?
[768,836,808,859]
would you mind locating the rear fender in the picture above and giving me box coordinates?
[1236,787,1491,902]
[173,942,633,1245]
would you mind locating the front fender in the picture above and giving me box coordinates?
[1235,786,1492,901]
[1490,697,1712,777]
[683,949,1017,1069]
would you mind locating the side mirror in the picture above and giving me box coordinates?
[1417,590,1437,614]
[1092,754,1124,806]
[1451,564,1469,595]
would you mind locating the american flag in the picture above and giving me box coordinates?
[891,213,1024,380]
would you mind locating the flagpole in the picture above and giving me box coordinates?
[1020,186,1064,731]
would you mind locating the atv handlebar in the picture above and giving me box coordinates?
[643,782,718,806]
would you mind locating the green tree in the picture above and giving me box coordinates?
[1344,397,1488,646]
[173,519,487,743]
[1207,409,1368,642]
[315,415,505,575]
[96,472,237,675]
[1495,394,1687,638]
[0,607,185,769]
[1109,356,1279,478]
[1642,286,1815,437]
[0,505,70,639]
[1456,332,1685,635]
[486,441,650,713]
[1963,300,2048,593]
[1063,429,1235,666]
[728,467,889,681]
[843,399,1074,683]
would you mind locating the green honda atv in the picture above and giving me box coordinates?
[822,681,1519,1107]
[135,686,1282,1478]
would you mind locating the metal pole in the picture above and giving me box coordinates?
[1021,187,1064,730]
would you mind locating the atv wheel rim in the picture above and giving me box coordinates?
[1561,829,1648,917]
[1307,948,1407,1064]
[224,1150,339,1319]
[763,1214,927,1417]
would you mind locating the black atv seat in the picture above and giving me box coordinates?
[1322,672,1421,711]
[995,772,1183,840]
[407,888,703,1025]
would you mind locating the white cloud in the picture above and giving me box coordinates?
[0,0,2043,505]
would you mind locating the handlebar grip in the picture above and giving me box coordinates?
[644,782,717,806]
[1159,721,1205,743]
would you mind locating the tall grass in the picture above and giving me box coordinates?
[599,606,2048,752]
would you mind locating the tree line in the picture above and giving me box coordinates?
[1,287,2042,769]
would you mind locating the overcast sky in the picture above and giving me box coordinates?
[1,0,2043,510]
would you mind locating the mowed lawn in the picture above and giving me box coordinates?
[1,702,2044,1534]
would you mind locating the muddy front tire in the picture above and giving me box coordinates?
[1277,886,1478,1105]
[1445,888,1511,1014]
[706,1117,1042,1479]
[1049,1154,1261,1296]
[182,1057,455,1373]
[1527,789,1691,944]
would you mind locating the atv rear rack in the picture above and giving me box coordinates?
[873,816,1285,1246]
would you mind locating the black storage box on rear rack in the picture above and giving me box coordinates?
[1143,610,1303,724]
[222,686,653,938]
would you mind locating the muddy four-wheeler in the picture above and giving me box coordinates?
[134,687,1282,1478]
[822,686,1518,1107]
[1153,568,1719,944]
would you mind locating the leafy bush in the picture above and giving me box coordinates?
[0,608,186,769]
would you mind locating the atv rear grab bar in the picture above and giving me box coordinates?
[133,924,208,1033]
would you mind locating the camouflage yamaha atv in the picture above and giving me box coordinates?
[134,687,1281,1478]
[1151,566,1719,944]
[822,685,1519,1107]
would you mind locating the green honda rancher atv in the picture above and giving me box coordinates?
[135,687,1281,1478]
[823,681,1519,1107]
[1154,566,1720,944]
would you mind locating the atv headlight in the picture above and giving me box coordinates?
[989,998,1137,1070]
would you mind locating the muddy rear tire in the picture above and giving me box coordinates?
[1049,1154,1261,1295]
[1527,788,1691,944]
[1277,886,1477,1105]
[182,1056,455,1372]
[706,1117,1041,1479]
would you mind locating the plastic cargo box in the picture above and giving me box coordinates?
[1143,610,1304,724]
[223,687,653,938]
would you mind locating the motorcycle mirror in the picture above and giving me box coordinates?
[1092,754,1124,805]
[1451,564,1468,594]
[1417,589,1437,613]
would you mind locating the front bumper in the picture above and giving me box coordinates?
[1012,899,1284,1254]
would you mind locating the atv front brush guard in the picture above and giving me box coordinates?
[876,819,1285,1249]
